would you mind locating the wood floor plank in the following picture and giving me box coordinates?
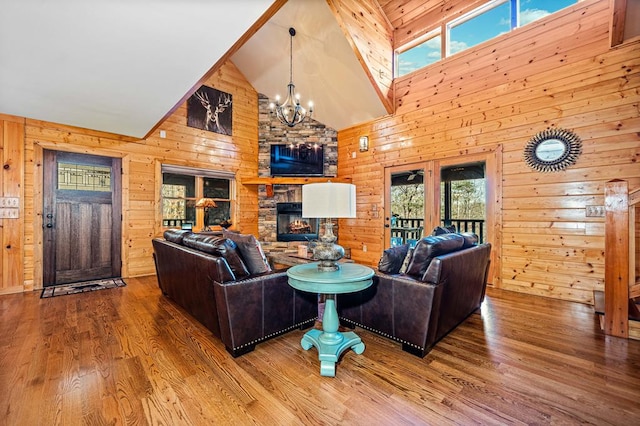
[1,276,639,425]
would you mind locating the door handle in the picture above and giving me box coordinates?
[46,213,53,218]
[46,223,53,228]
[384,224,390,228]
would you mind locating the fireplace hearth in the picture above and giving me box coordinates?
[276,202,319,242]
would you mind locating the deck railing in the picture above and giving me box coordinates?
[391,218,486,245]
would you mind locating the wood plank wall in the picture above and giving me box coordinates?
[338,0,640,304]
[0,115,25,294]
[1,60,258,293]
[327,0,395,111]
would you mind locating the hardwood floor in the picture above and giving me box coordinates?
[1,276,639,425]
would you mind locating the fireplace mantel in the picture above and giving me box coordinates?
[244,177,351,197]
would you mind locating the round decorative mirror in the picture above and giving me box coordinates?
[524,128,581,172]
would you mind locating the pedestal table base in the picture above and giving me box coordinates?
[299,297,365,377]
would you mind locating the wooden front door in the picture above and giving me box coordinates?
[43,150,122,286]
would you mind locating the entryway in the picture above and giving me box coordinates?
[383,151,499,284]
[385,159,487,245]
[42,150,122,286]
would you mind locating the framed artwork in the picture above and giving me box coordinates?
[187,85,232,135]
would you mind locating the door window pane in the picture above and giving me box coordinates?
[58,163,111,192]
[390,169,425,247]
[440,162,486,242]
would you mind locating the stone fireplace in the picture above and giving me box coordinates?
[276,203,319,242]
[257,93,338,251]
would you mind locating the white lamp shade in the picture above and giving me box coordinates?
[302,182,356,218]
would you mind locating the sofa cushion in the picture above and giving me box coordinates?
[222,229,272,275]
[378,243,410,274]
[163,229,192,244]
[182,234,250,279]
[460,232,479,248]
[404,233,464,280]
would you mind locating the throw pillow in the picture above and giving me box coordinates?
[222,229,272,275]
[404,234,464,280]
[377,243,410,274]
[460,232,479,248]
[163,229,192,244]
[182,234,250,279]
[432,226,452,236]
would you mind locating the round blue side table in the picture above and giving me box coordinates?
[287,262,374,377]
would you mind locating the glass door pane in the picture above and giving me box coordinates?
[386,166,427,248]
[439,161,486,242]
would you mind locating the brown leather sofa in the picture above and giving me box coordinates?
[338,233,491,357]
[152,230,317,357]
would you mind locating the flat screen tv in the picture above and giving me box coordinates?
[270,144,324,177]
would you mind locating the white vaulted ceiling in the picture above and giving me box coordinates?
[0,0,387,138]
[232,0,388,132]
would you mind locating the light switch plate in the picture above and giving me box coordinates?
[0,197,19,207]
[0,208,19,218]
[585,205,605,217]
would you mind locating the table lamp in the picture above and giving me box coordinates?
[302,182,356,272]
[196,198,217,231]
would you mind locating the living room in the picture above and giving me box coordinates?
[0,0,639,423]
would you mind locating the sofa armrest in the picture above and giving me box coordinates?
[423,243,491,346]
[213,271,317,356]
[339,272,437,350]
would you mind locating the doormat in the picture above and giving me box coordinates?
[41,278,126,298]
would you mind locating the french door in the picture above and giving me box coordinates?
[384,154,489,247]
[43,150,122,286]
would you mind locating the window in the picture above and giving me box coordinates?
[395,0,579,76]
[161,165,235,229]
[448,0,511,56]
[396,31,441,78]
[519,0,579,26]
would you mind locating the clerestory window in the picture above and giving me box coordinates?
[396,0,579,78]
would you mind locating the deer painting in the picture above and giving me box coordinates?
[187,86,233,135]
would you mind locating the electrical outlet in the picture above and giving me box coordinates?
[362,244,367,252]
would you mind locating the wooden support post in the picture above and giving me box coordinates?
[604,180,629,338]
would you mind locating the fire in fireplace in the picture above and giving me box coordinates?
[276,202,319,242]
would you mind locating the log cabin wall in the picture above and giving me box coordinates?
[0,115,25,294]
[338,0,640,304]
[1,60,258,294]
